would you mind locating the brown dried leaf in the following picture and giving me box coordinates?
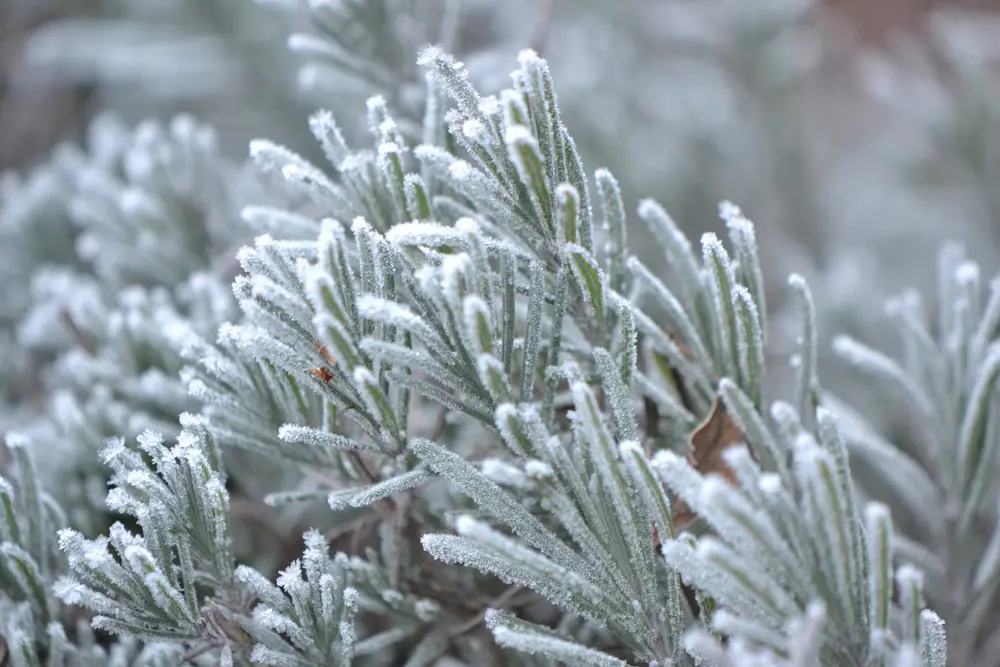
[670,394,745,530]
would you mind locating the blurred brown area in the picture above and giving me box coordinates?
[0,2,99,174]
[828,0,1000,45]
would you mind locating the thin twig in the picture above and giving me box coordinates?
[449,585,527,638]
[324,513,377,546]
[180,641,219,663]
[429,405,449,441]
[58,308,96,355]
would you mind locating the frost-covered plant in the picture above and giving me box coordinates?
[0,429,192,666]
[2,8,995,667]
[0,112,260,537]
[44,47,953,665]
[829,243,1000,666]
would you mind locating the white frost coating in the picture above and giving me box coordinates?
[693,536,727,559]
[769,400,799,425]
[792,431,821,458]
[462,118,485,140]
[478,95,501,116]
[517,48,540,67]
[525,460,553,480]
[286,32,331,54]
[758,473,782,494]
[651,448,682,470]
[356,295,423,330]
[416,45,441,66]
[814,406,840,432]
[378,141,400,156]
[864,502,891,526]
[700,232,730,265]
[448,159,474,180]
[414,599,441,621]
[454,514,480,536]
[698,475,733,506]
[119,188,157,218]
[455,217,479,234]
[504,124,534,145]
[481,458,530,489]
[718,200,745,223]
[4,431,29,449]
[956,260,980,286]
[350,215,374,237]
[896,563,924,588]
[618,440,642,456]
[386,220,464,247]
[494,403,524,452]
[339,152,367,172]
[378,117,398,135]
[444,251,473,281]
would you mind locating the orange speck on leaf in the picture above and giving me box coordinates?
[312,366,334,382]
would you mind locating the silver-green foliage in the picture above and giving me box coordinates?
[831,242,1000,666]
[177,48,944,665]
[0,33,966,667]
[1,112,251,535]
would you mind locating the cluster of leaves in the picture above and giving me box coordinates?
[830,243,1000,666]
[3,18,994,667]
[0,111,258,536]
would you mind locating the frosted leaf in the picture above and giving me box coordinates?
[463,296,495,357]
[718,200,744,223]
[481,459,531,490]
[356,295,446,356]
[4,432,29,450]
[414,599,441,622]
[866,502,894,632]
[504,124,533,145]
[920,609,947,667]
[565,243,606,318]
[385,221,466,249]
[122,544,157,577]
[448,159,474,180]
[423,521,605,622]
[378,141,400,157]
[495,403,536,457]
[410,438,591,577]
[651,450,707,520]
[253,606,296,634]
[894,644,922,667]
[278,424,378,454]
[956,260,980,287]
[479,95,501,116]
[525,459,554,480]
[416,45,444,67]
[236,565,287,611]
[462,118,486,141]
[276,559,304,594]
[144,572,190,620]
[347,469,430,508]
[98,437,129,466]
[488,609,629,667]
